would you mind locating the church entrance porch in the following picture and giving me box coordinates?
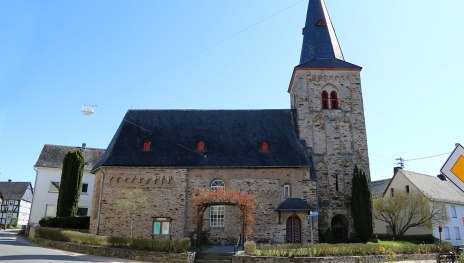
[331,214,349,242]
[286,214,302,243]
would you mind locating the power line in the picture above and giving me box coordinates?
[98,0,306,105]
[404,152,451,162]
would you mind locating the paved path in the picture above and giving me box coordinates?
[0,229,149,263]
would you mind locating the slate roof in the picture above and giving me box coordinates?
[371,179,391,198]
[297,58,361,69]
[95,109,312,170]
[399,170,464,205]
[35,144,105,170]
[276,198,314,211]
[300,0,344,65]
[0,182,31,201]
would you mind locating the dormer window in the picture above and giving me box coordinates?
[260,141,269,152]
[322,90,339,109]
[196,141,206,153]
[143,140,151,152]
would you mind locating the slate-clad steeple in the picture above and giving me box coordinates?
[300,0,344,65]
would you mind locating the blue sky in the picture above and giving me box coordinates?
[1,0,463,184]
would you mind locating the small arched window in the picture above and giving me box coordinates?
[260,141,269,152]
[211,179,225,191]
[196,141,206,153]
[330,91,339,109]
[322,91,329,109]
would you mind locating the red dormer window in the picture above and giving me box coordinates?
[260,141,269,152]
[143,140,152,152]
[196,141,206,153]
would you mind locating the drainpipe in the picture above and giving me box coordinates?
[96,168,105,235]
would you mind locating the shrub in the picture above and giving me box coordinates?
[39,216,89,229]
[57,149,84,217]
[244,241,256,255]
[37,228,191,253]
[254,242,453,257]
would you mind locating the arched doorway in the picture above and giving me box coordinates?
[331,214,349,242]
[286,214,302,243]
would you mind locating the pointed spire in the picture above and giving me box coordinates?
[300,0,344,65]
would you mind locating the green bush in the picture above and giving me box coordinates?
[254,242,453,257]
[244,241,256,255]
[39,216,89,229]
[36,228,191,253]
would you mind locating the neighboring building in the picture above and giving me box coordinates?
[90,0,370,243]
[371,178,391,199]
[374,169,464,247]
[29,144,105,226]
[0,180,33,226]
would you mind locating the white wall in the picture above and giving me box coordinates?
[432,204,464,247]
[29,167,95,225]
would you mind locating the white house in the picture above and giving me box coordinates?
[0,180,33,227]
[29,144,105,226]
[373,169,464,247]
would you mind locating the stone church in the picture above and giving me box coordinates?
[89,0,369,244]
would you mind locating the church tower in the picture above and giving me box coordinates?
[289,0,370,240]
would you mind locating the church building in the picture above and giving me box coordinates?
[89,0,370,244]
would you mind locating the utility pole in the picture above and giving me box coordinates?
[395,157,405,169]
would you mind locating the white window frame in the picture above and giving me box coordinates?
[455,227,461,240]
[209,205,225,228]
[8,200,14,206]
[283,185,291,198]
[49,181,60,192]
[451,206,457,218]
[444,227,450,240]
[210,179,225,191]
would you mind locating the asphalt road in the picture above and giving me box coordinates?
[0,229,148,263]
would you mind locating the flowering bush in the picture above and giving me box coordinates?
[192,190,256,237]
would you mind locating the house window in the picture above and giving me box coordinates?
[77,207,88,216]
[455,227,461,240]
[390,188,394,197]
[81,183,89,193]
[49,181,60,192]
[210,179,225,227]
[322,91,329,109]
[405,185,410,193]
[45,204,56,217]
[8,200,14,206]
[152,217,172,235]
[451,206,457,218]
[283,185,291,198]
[330,91,339,109]
[444,227,450,240]
[210,206,225,227]
[211,179,225,191]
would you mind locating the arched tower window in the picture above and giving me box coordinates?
[330,91,339,109]
[322,91,329,109]
[210,179,225,227]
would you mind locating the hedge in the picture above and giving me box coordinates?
[37,228,191,253]
[39,216,89,229]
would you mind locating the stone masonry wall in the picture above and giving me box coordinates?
[185,167,317,244]
[290,69,370,236]
[89,167,188,239]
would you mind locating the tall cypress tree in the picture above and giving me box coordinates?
[56,149,84,217]
[351,165,373,242]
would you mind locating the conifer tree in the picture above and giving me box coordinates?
[56,149,84,217]
[351,165,373,242]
